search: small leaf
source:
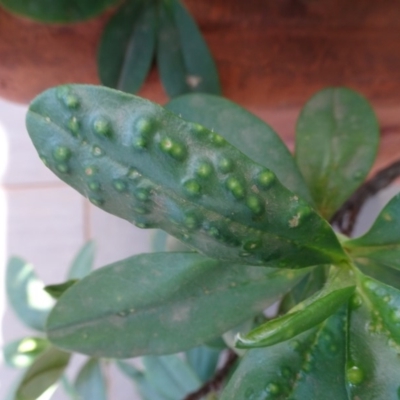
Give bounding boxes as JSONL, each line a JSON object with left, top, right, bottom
{"left": 166, "top": 93, "right": 313, "bottom": 204}
{"left": 74, "top": 359, "right": 107, "bottom": 400}
{"left": 6, "top": 257, "right": 54, "bottom": 331}
{"left": 347, "top": 272, "right": 400, "bottom": 398}
{"left": 0, "top": 0, "right": 120, "bottom": 22}
{"left": 116, "top": 361, "right": 165, "bottom": 400}
{"left": 221, "top": 307, "right": 348, "bottom": 400}
{"left": 98, "top": 0, "right": 157, "bottom": 93}
{"left": 15, "top": 347, "right": 70, "bottom": 400}
{"left": 46, "top": 253, "right": 308, "bottom": 358}
{"left": 236, "top": 265, "right": 355, "bottom": 348}
{"left": 345, "top": 192, "right": 400, "bottom": 271}
{"left": 2, "top": 337, "right": 49, "bottom": 369}
{"left": 68, "top": 241, "right": 96, "bottom": 280}
{"left": 143, "top": 355, "right": 201, "bottom": 398}
{"left": 295, "top": 87, "right": 379, "bottom": 219}
{"left": 185, "top": 345, "right": 220, "bottom": 382}
{"left": 27, "top": 85, "right": 346, "bottom": 268}
{"left": 157, "top": 0, "right": 220, "bottom": 97}
{"left": 44, "top": 280, "right": 78, "bottom": 299}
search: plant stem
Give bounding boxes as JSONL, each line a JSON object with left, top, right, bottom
{"left": 183, "top": 350, "right": 238, "bottom": 400}
{"left": 331, "top": 159, "right": 400, "bottom": 236}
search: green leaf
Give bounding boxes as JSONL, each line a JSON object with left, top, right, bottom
{"left": 221, "top": 307, "right": 348, "bottom": 400}
{"left": 46, "top": 253, "right": 308, "bottom": 358}
{"left": 98, "top": 0, "right": 156, "bottom": 94}
{"left": 0, "top": 0, "right": 120, "bottom": 23}
{"left": 116, "top": 361, "right": 166, "bottom": 400}
{"left": 236, "top": 265, "right": 355, "bottom": 348}
{"left": 27, "top": 84, "right": 346, "bottom": 268}
{"left": 279, "top": 265, "right": 327, "bottom": 314}
{"left": 68, "top": 241, "right": 96, "bottom": 280}
{"left": 347, "top": 272, "right": 400, "bottom": 399}
{"left": 2, "top": 337, "right": 49, "bottom": 369}
{"left": 345, "top": 193, "right": 400, "bottom": 271}
{"left": 185, "top": 345, "right": 220, "bottom": 382}
{"left": 143, "top": 355, "right": 201, "bottom": 398}
{"left": 15, "top": 347, "right": 70, "bottom": 400}
{"left": 157, "top": 0, "right": 220, "bottom": 97}
{"left": 74, "top": 359, "right": 107, "bottom": 400}
{"left": 44, "top": 280, "right": 78, "bottom": 299}
{"left": 151, "top": 229, "right": 192, "bottom": 253}
{"left": 166, "top": 93, "right": 313, "bottom": 204}
{"left": 6, "top": 257, "right": 54, "bottom": 331}
{"left": 295, "top": 87, "right": 379, "bottom": 219}
{"left": 61, "top": 375, "right": 79, "bottom": 399}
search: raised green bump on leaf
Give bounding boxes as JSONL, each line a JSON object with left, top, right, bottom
{"left": 295, "top": 87, "right": 379, "bottom": 219}
{"left": 6, "top": 257, "right": 54, "bottom": 331}
{"left": 345, "top": 192, "right": 400, "bottom": 271}
{"left": 2, "top": 337, "right": 49, "bottom": 369}
{"left": 0, "top": 0, "right": 120, "bottom": 22}
{"left": 166, "top": 93, "right": 312, "bottom": 204}
{"left": 26, "top": 85, "right": 346, "bottom": 268}
{"left": 236, "top": 265, "right": 355, "bottom": 348}
{"left": 347, "top": 272, "right": 400, "bottom": 399}
{"left": 15, "top": 347, "right": 70, "bottom": 400}
{"left": 221, "top": 307, "right": 348, "bottom": 400}
{"left": 157, "top": 0, "right": 220, "bottom": 96}
{"left": 98, "top": 0, "right": 156, "bottom": 93}
{"left": 46, "top": 253, "right": 308, "bottom": 358}
{"left": 75, "top": 359, "right": 107, "bottom": 400}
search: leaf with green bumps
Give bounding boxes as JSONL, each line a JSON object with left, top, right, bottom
{"left": 2, "top": 337, "right": 49, "bottom": 369}
{"left": 346, "top": 272, "right": 400, "bottom": 399}
{"left": 6, "top": 257, "right": 54, "bottom": 331}
{"left": 166, "top": 93, "right": 312, "bottom": 204}
{"left": 0, "top": 0, "right": 120, "bottom": 22}
{"left": 157, "top": 0, "right": 220, "bottom": 97}
{"left": 295, "top": 87, "right": 379, "bottom": 219}
{"left": 15, "top": 347, "right": 70, "bottom": 400}
{"left": 44, "top": 279, "right": 78, "bottom": 299}
{"left": 221, "top": 307, "right": 348, "bottom": 400}
{"left": 45, "top": 253, "right": 308, "bottom": 358}
{"left": 27, "top": 84, "right": 346, "bottom": 268}
{"left": 236, "top": 265, "right": 355, "bottom": 349}
{"left": 68, "top": 240, "right": 96, "bottom": 280}
{"left": 98, "top": 0, "right": 157, "bottom": 94}
{"left": 75, "top": 359, "right": 107, "bottom": 400}
{"left": 345, "top": 193, "right": 400, "bottom": 271}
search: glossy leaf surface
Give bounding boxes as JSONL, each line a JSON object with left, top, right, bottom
{"left": 75, "top": 359, "right": 107, "bottom": 400}
{"left": 295, "top": 87, "right": 379, "bottom": 219}
{"left": 237, "top": 266, "right": 355, "bottom": 348}
{"left": 222, "top": 307, "right": 348, "bottom": 400}
{"left": 157, "top": 0, "right": 220, "bottom": 97}
{"left": 0, "top": 0, "right": 119, "bottom": 22}
{"left": 27, "top": 85, "right": 346, "bottom": 268}
{"left": 46, "top": 253, "right": 308, "bottom": 358}
{"left": 15, "top": 347, "right": 70, "bottom": 400}
{"left": 347, "top": 273, "right": 400, "bottom": 399}
{"left": 345, "top": 193, "right": 400, "bottom": 270}
{"left": 68, "top": 240, "right": 96, "bottom": 280}
{"left": 6, "top": 257, "right": 54, "bottom": 331}
{"left": 166, "top": 93, "right": 312, "bottom": 204}
{"left": 98, "top": 0, "right": 156, "bottom": 93}
{"left": 3, "top": 337, "right": 49, "bottom": 369}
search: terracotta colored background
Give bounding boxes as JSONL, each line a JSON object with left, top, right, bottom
{"left": 1, "top": 0, "right": 400, "bottom": 171}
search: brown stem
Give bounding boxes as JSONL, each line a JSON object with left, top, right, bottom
{"left": 331, "top": 159, "right": 400, "bottom": 235}
{"left": 183, "top": 350, "right": 238, "bottom": 400}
